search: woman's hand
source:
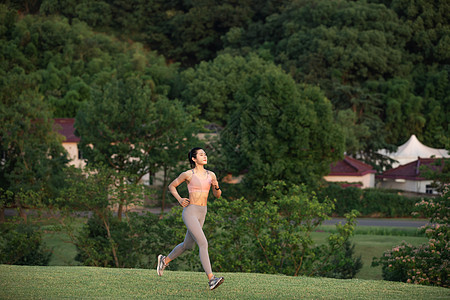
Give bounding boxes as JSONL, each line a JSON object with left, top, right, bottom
{"left": 179, "top": 198, "right": 190, "bottom": 207}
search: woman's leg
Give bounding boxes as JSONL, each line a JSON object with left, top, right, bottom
{"left": 166, "top": 230, "right": 196, "bottom": 263}
{"left": 181, "top": 205, "right": 212, "bottom": 276}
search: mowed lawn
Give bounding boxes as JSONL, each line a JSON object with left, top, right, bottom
{"left": 1, "top": 265, "right": 449, "bottom": 300}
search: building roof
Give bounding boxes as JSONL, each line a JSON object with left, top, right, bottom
{"left": 54, "top": 118, "right": 79, "bottom": 143}
{"left": 376, "top": 157, "right": 445, "bottom": 181}
{"left": 328, "top": 156, "right": 376, "bottom": 176}
{"left": 378, "top": 134, "right": 449, "bottom": 166}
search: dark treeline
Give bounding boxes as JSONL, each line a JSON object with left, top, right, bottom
{"left": 1, "top": 0, "right": 449, "bottom": 194}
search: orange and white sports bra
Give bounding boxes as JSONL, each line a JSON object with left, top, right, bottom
{"left": 188, "top": 170, "right": 211, "bottom": 193}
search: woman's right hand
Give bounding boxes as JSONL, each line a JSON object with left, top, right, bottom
{"left": 179, "top": 198, "right": 190, "bottom": 207}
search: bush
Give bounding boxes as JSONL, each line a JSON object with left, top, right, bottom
{"left": 0, "top": 223, "right": 51, "bottom": 266}
{"left": 162, "top": 181, "right": 363, "bottom": 278}
{"left": 70, "top": 180, "right": 363, "bottom": 279}
{"left": 314, "top": 240, "right": 363, "bottom": 279}
{"left": 372, "top": 185, "right": 450, "bottom": 287}
{"left": 75, "top": 214, "right": 139, "bottom": 268}
{"left": 318, "top": 184, "right": 420, "bottom": 217}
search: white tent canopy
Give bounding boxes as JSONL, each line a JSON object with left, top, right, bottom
{"left": 379, "top": 134, "right": 449, "bottom": 167}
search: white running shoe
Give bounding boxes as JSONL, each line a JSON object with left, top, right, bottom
{"left": 157, "top": 254, "right": 168, "bottom": 276}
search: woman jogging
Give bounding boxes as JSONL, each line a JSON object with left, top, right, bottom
{"left": 157, "top": 147, "right": 224, "bottom": 290}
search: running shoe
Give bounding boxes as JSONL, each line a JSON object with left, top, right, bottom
{"left": 157, "top": 254, "right": 168, "bottom": 276}
{"left": 208, "top": 276, "right": 224, "bottom": 290}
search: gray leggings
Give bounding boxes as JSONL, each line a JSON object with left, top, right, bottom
{"left": 167, "top": 204, "right": 212, "bottom": 275}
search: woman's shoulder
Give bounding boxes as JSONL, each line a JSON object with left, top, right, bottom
{"left": 184, "top": 169, "right": 195, "bottom": 179}
{"left": 207, "top": 170, "right": 217, "bottom": 178}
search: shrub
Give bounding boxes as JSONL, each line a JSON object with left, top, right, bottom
{"left": 314, "top": 240, "right": 363, "bottom": 279}
{"left": 164, "top": 181, "right": 363, "bottom": 278}
{"left": 318, "top": 184, "right": 420, "bottom": 217}
{"left": 372, "top": 185, "right": 449, "bottom": 287}
{"left": 0, "top": 223, "right": 51, "bottom": 266}
{"left": 75, "top": 214, "right": 139, "bottom": 268}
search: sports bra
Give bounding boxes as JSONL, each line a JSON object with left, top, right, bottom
{"left": 187, "top": 170, "right": 211, "bottom": 193}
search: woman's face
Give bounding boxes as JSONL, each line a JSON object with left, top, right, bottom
{"left": 193, "top": 149, "right": 207, "bottom": 166}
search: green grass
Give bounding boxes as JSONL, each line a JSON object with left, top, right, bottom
{"left": 311, "top": 231, "right": 428, "bottom": 280}
{"left": 1, "top": 265, "right": 448, "bottom": 299}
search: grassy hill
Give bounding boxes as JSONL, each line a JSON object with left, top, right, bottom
{"left": 1, "top": 265, "right": 448, "bottom": 299}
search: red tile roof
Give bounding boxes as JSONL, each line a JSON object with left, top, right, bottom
{"left": 54, "top": 118, "right": 79, "bottom": 143}
{"left": 329, "top": 156, "right": 375, "bottom": 176}
{"left": 376, "top": 158, "right": 445, "bottom": 181}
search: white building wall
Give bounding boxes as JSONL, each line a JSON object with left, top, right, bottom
{"left": 377, "top": 179, "right": 436, "bottom": 194}
{"left": 323, "top": 174, "right": 375, "bottom": 189}
{"left": 62, "top": 142, "right": 86, "bottom": 168}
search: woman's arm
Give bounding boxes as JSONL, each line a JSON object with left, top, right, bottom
{"left": 168, "top": 171, "right": 190, "bottom": 207}
{"left": 211, "top": 172, "right": 222, "bottom": 198}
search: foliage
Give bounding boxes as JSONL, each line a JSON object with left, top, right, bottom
{"left": 62, "top": 179, "right": 362, "bottom": 279}
{"left": 0, "top": 5, "right": 179, "bottom": 118}
{"left": 74, "top": 213, "right": 139, "bottom": 268}
{"left": 317, "top": 183, "right": 421, "bottom": 217}
{"left": 180, "top": 53, "right": 275, "bottom": 126}
{"left": 54, "top": 164, "right": 148, "bottom": 267}
{"left": 0, "top": 48, "right": 68, "bottom": 219}
{"left": 183, "top": 181, "right": 362, "bottom": 278}
{"left": 314, "top": 240, "right": 363, "bottom": 279}
{"left": 0, "top": 222, "right": 51, "bottom": 266}
{"left": 223, "top": 0, "right": 449, "bottom": 161}
{"left": 39, "top": 0, "right": 286, "bottom": 67}
{"left": 372, "top": 185, "right": 450, "bottom": 287}
{"left": 75, "top": 75, "right": 203, "bottom": 210}
{"left": 214, "top": 56, "right": 344, "bottom": 192}
{"left": 2, "top": 1, "right": 449, "bottom": 168}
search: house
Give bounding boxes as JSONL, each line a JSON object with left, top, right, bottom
{"left": 378, "top": 134, "right": 449, "bottom": 168}
{"left": 323, "top": 156, "right": 376, "bottom": 188}
{"left": 54, "top": 118, "right": 86, "bottom": 168}
{"left": 376, "top": 157, "right": 445, "bottom": 195}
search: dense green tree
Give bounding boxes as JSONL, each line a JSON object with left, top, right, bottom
{"left": 223, "top": 0, "right": 448, "bottom": 164}
{"left": 75, "top": 76, "right": 203, "bottom": 215}
{"left": 215, "top": 56, "right": 344, "bottom": 193}
{"left": 39, "top": 0, "right": 287, "bottom": 67}
{"left": 180, "top": 53, "right": 277, "bottom": 126}
{"left": 1, "top": 6, "right": 179, "bottom": 117}
{"left": 0, "top": 68, "right": 68, "bottom": 221}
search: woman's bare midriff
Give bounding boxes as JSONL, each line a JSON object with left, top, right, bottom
{"left": 189, "top": 191, "right": 208, "bottom": 206}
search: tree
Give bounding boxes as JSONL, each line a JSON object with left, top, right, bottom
{"left": 219, "top": 58, "right": 344, "bottom": 193}
{"left": 0, "top": 68, "right": 68, "bottom": 222}
{"left": 75, "top": 76, "right": 203, "bottom": 216}
{"left": 39, "top": 0, "right": 287, "bottom": 68}
{"left": 180, "top": 53, "right": 276, "bottom": 126}
{"left": 54, "top": 164, "right": 147, "bottom": 268}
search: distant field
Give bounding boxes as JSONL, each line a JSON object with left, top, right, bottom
{"left": 1, "top": 265, "right": 448, "bottom": 299}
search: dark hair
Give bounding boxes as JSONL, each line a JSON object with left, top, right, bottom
{"left": 188, "top": 147, "right": 204, "bottom": 168}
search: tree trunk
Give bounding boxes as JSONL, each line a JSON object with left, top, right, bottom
{"left": 103, "top": 217, "right": 120, "bottom": 268}
{"left": 161, "top": 166, "right": 168, "bottom": 214}
{"left": 117, "top": 201, "right": 123, "bottom": 221}
{"left": 0, "top": 206, "right": 5, "bottom": 223}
